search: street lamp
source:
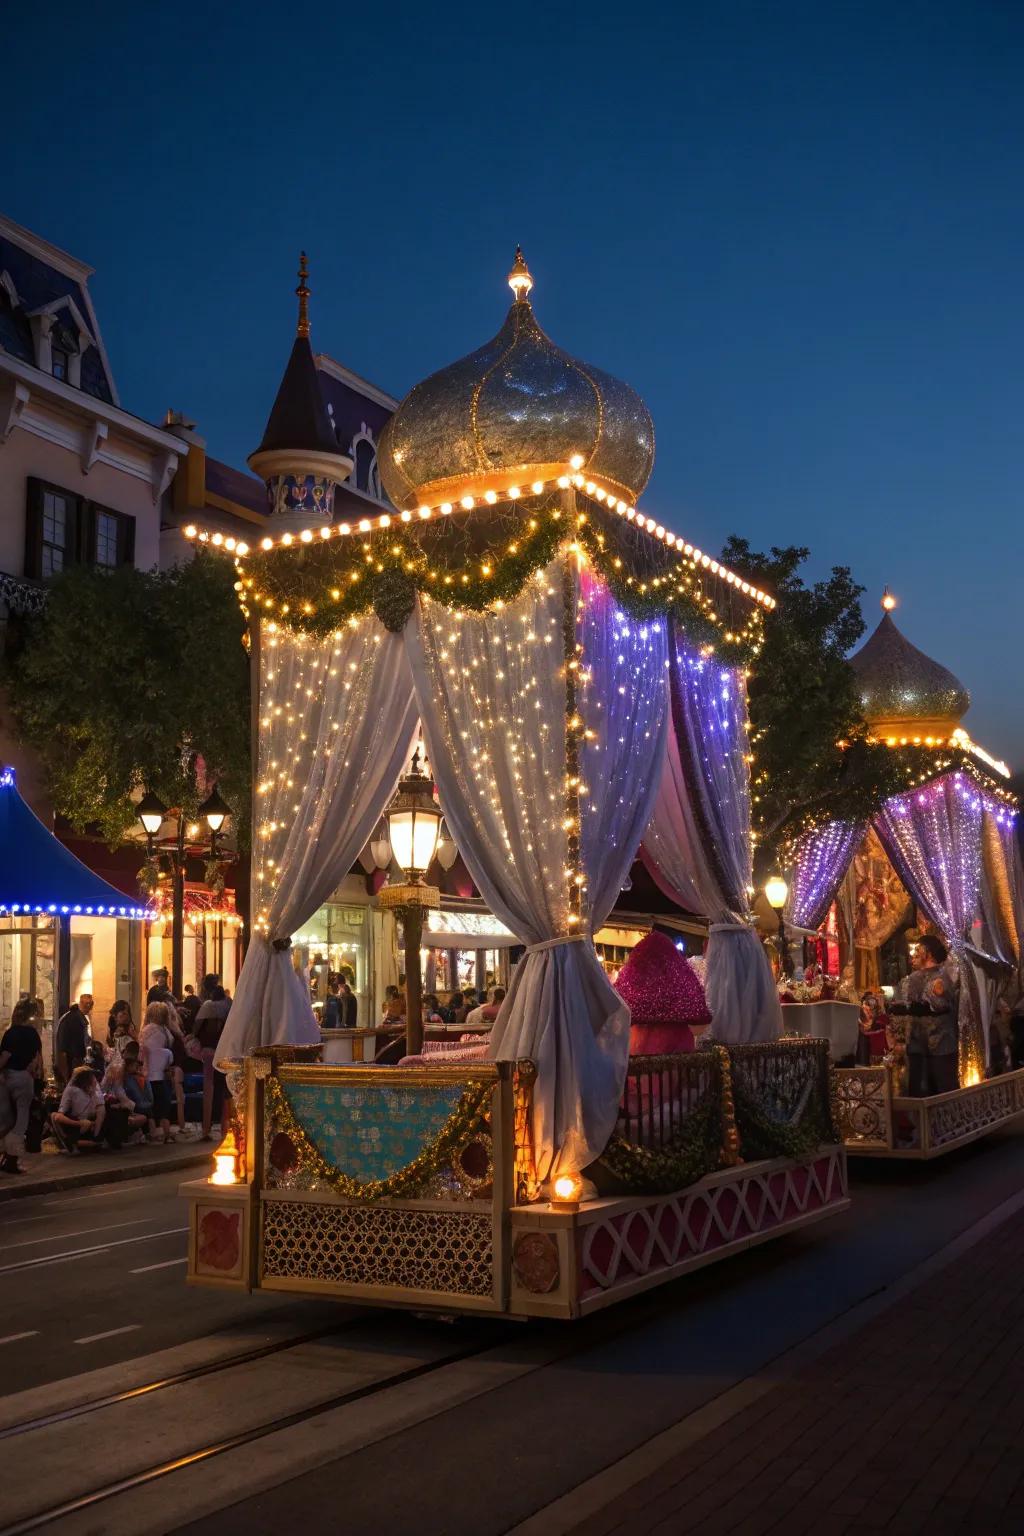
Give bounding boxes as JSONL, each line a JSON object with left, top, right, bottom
{"left": 199, "top": 785, "right": 233, "bottom": 856}
{"left": 764, "top": 874, "right": 791, "bottom": 977}
{"left": 378, "top": 749, "right": 443, "bottom": 1055}
{"left": 137, "top": 790, "right": 167, "bottom": 855}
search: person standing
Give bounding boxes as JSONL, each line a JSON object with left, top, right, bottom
{"left": 147, "top": 969, "right": 176, "bottom": 1007}
{"left": 322, "top": 978, "right": 342, "bottom": 1030}
{"left": 194, "top": 985, "right": 231, "bottom": 1140}
{"left": 895, "top": 936, "right": 959, "bottom": 1096}
{"left": 139, "top": 1003, "right": 175, "bottom": 1143}
{"left": 55, "top": 994, "right": 94, "bottom": 1087}
{"left": 339, "top": 979, "right": 358, "bottom": 1029}
{"left": 0, "top": 998, "right": 44, "bottom": 1173}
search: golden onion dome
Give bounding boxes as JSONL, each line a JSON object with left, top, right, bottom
{"left": 850, "top": 595, "right": 970, "bottom": 738}
{"left": 378, "top": 249, "right": 655, "bottom": 512}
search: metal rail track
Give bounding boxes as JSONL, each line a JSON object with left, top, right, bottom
{"left": 0, "top": 1314, "right": 366, "bottom": 1441}
{"left": 0, "top": 1330, "right": 509, "bottom": 1536}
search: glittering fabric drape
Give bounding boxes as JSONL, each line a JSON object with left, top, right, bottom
{"left": 785, "top": 821, "right": 865, "bottom": 933}
{"left": 405, "top": 554, "right": 668, "bottom": 1178}
{"left": 218, "top": 621, "right": 417, "bottom": 1060}
{"left": 873, "top": 773, "right": 987, "bottom": 1075}
{"left": 642, "top": 629, "right": 782, "bottom": 1043}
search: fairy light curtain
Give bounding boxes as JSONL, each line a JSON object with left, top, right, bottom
{"left": 405, "top": 554, "right": 668, "bottom": 1179}
{"left": 873, "top": 773, "right": 992, "bottom": 1075}
{"left": 643, "top": 633, "right": 783, "bottom": 1043}
{"left": 218, "top": 621, "right": 418, "bottom": 1059}
{"left": 785, "top": 821, "right": 865, "bottom": 933}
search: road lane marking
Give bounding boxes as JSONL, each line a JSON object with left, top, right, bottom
{"left": 0, "top": 1331, "right": 38, "bottom": 1346}
{"left": 0, "top": 1227, "right": 187, "bottom": 1274}
{"left": 131, "top": 1257, "right": 188, "bottom": 1274}
{"left": 74, "top": 1324, "right": 142, "bottom": 1345}
{"left": 3, "top": 1218, "right": 158, "bottom": 1252}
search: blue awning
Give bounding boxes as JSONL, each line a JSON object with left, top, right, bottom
{"left": 0, "top": 767, "right": 153, "bottom": 919}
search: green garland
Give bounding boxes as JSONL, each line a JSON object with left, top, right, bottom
{"left": 729, "top": 1080, "right": 836, "bottom": 1161}
{"left": 587, "top": 1098, "right": 724, "bottom": 1195}
{"left": 239, "top": 492, "right": 765, "bottom": 664}
{"left": 265, "top": 1074, "right": 494, "bottom": 1202}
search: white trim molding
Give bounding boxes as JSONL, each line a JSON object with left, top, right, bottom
{"left": 0, "top": 376, "right": 29, "bottom": 444}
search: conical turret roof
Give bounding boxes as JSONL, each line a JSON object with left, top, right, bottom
{"left": 850, "top": 601, "right": 970, "bottom": 735}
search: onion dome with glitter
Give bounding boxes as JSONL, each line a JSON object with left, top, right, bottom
{"left": 850, "top": 592, "right": 971, "bottom": 737}
{"left": 378, "top": 248, "right": 655, "bottom": 512}
{"left": 248, "top": 253, "right": 353, "bottom": 496}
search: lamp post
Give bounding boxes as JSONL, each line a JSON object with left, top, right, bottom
{"left": 378, "top": 749, "right": 442, "bottom": 1056}
{"left": 137, "top": 787, "right": 233, "bottom": 999}
{"left": 764, "top": 874, "right": 791, "bottom": 978}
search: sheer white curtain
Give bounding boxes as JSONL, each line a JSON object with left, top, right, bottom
{"left": 405, "top": 554, "right": 667, "bottom": 1179}
{"left": 642, "top": 638, "right": 782, "bottom": 1044}
{"left": 218, "top": 620, "right": 417, "bottom": 1060}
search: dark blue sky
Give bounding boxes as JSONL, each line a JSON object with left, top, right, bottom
{"left": 8, "top": 1, "right": 1023, "bottom": 762}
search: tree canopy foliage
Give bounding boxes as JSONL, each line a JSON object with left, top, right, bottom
{"left": 720, "top": 539, "right": 903, "bottom": 867}
{"left": 6, "top": 553, "right": 250, "bottom": 848}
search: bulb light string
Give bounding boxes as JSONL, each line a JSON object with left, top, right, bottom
{"left": 211, "top": 490, "right": 768, "bottom": 664}
{"left": 182, "top": 463, "right": 776, "bottom": 614}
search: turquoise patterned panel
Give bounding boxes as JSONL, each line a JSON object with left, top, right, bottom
{"left": 279, "top": 1081, "right": 468, "bottom": 1185}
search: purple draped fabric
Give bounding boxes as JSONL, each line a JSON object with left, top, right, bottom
{"left": 872, "top": 774, "right": 983, "bottom": 946}
{"left": 642, "top": 622, "right": 782, "bottom": 1043}
{"left": 786, "top": 821, "right": 865, "bottom": 933}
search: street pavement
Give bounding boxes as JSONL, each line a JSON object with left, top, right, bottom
{"left": 2, "top": 1129, "right": 1024, "bottom": 1534}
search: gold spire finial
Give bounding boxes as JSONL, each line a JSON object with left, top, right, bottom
{"left": 508, "top": 245, "right": 533, "bottom": 303}
{"left": 296, "top": 251, "right": 310, "bottom": 338}
{"left": 881, "top": 588, "right": 897, "bottom": 612}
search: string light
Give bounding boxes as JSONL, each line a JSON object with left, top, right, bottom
{"left": 180, "top": 467, "right": 776, "bottom": 609}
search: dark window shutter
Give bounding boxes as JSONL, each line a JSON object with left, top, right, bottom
{"left": 119, "top": 513, "right": 136, "bottom": 566}
{"left": 77, "top": 499, "right": 94, "bottom": 565}
{"left": 24, "top": 478, "right": 44, "bottom": 579}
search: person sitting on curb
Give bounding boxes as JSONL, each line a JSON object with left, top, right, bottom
{"left": 100, "top": 1052, "right": 152, "bottom": 1145}
{"left": 51, "top": 1066, "right": 107, "bottom": 1153}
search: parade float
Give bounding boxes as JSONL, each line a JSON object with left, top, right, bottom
{"left": 783, "top": 595, "right": 1024, "bottom": 1158}
{"left": 179, "top": 251, "right": 847, "bottom": 1317}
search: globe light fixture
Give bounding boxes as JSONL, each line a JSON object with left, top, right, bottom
{"left": 764, "top": 874, "right": 792, "bottom": 977}
{"left": 764, "top": 874, "right": 789, "bottom": 912}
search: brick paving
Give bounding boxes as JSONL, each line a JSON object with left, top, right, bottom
{"left": 573, "top": 1206, "right": 1024, "bottom": 1535}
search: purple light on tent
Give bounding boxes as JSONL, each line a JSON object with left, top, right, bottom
{"left": 788, "top": 820, "right": 864, "bottom": 932}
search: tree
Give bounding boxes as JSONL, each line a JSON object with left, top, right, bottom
{"left": 720, "top": 539, "right": 903, "bottom": 868}
{"left": 5, "top": 552, "right": 250, "bottom": 850}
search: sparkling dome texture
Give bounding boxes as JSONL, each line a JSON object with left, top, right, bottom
{"left": 378, "top": 259, "right": 655, "bottom": 511}
{"left": 850, "top": 612, "right": 970, "bottom": 727}
{"left": 615, "top": 931, "right": 711, "bottom": 1028}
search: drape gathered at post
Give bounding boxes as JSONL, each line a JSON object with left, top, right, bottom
{"left": 873, "top": 773, "right": 988, "bottom": 1075}
{"left": 218, "top": 621, "right": 417, "bottom": 1061}
{"left": 642, "top": 627, "right": 782, "bottom": 1043}
{"left": 404, "top": 555, "right": 668, "bottom": 1179}
{"left": 785, "top": 821, "right": 865, "bottom": 933}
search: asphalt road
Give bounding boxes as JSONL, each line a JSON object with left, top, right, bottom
{"left": 0, "top": 1169, "right": 346, "bottom": 1393}
{"left": 4, "top": 1129, "right": 1024, "bottom": 1535}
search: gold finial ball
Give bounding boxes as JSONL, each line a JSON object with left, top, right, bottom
{"left": 508, "top": 245, "right": 533, "bottom": 302}
{"left": 881, "top": 588, "right": 897, "bottom": 611}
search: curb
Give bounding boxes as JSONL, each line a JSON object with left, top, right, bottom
{"left": 0, "top": 1148, "right": 210, "bottom": 1203}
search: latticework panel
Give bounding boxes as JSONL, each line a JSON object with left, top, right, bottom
{"left": 261, "top": 1200, "right": 494, "bottom": 1296}
{"left": 835, "top": 1068, "right": 892, "bottom": 1148}
{"left": 926, "top": 1076, "right": 1024, "bottom": 1149}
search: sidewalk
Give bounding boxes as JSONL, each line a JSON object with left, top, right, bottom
{"left": 0, "top": 1138, "right": 211, "bottom": 1202}
{"left": 562, "top": 1201, "right": 1024, "bottom": 1536}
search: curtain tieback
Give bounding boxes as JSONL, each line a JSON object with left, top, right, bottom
{"left": 709, "top": 920, "right": 751, "bottom": 933}
{"left": 525, "top": 934, "right": 587, "bottom": 955}
{"left": 271, "top": 937, "right": 292, "bottom": 952}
